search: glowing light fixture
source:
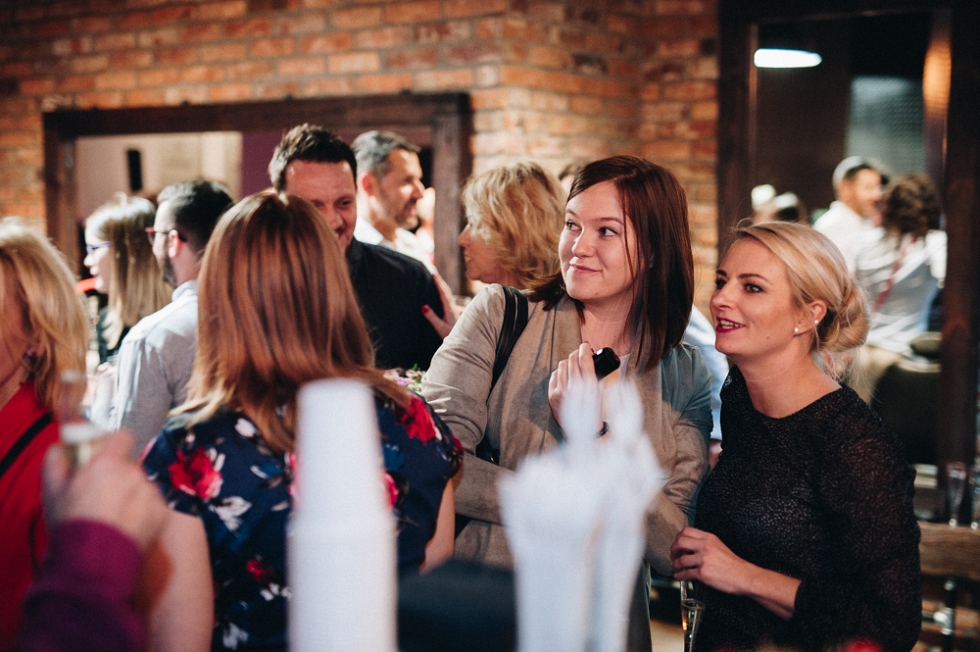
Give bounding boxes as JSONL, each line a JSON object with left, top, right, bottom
{"left": 754, "top": 48, "right": 822, "bottom": 68}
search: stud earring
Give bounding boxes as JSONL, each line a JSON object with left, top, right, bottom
{"left": 814, "top": 319, "right": 819, "bottom": 324}
{"left": 794, "top": 327, "right": 799, "bottom": 334}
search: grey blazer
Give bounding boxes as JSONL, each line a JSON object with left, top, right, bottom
{"left": 422, "top": 285, "right": 713, "bottom": 574}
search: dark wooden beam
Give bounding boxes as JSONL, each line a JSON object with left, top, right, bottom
{"left": 937, "top": 0, "right": 980, "bottom": 524}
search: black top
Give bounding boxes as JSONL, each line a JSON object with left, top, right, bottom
{"left": 346, "top": 239, "right": 444, "bottom": 371}
{"left": 96, "top": 306, "right": 130, "bottom": 364}
{"left": 694, "top": 367, "right": 921, "bottom": 652}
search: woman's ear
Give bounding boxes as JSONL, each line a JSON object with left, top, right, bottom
{"left": 803, "top": 301, "right": 828, "bottom": 332}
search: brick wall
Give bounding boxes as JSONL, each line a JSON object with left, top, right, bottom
{"left": 0, "top": 0, "right": 719, "bottom": 306}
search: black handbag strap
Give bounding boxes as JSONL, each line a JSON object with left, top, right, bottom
{"left": 0, "top": 411, "right": 54, "bottom": 481}
{"left": 489, "top": 286, "right": 529, "bottom": 397}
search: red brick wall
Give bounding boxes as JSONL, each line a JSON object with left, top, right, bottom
{"left": 0, "top": 0, "right": 718, "bottom": 305}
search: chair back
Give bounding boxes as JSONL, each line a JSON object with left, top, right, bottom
{"left": 871, "top": 357, "right": 939, "bottom": 466}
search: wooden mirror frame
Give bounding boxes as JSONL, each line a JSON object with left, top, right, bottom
{"left": 717, "top": 0, "right": 980, "bottom": 478}
{"left": 43, "top": 91, "right": 472, "bottom": 292}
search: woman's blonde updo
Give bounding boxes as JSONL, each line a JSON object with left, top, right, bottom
{"left": 732, "top": 221, "right": 869, "bottom": 361}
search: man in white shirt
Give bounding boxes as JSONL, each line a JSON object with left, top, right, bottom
{"left": 813, "top": 156, "right": 888, "bottom": 274}
{"left": 110, "top": 180, "right": 232, "bottom": 455}
{"left": 351, "top": 130, "right": 435, "bottom": 272}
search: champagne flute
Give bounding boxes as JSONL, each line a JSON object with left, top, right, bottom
{"left": 970, "top": 464, "right": 980, "bottom": 530}
{"left": 946, "top": 461, "right": 967, "bottom": 526}
{"left": 57, "top": 370, "right": 106, "bottom": 468}
{"left": 680, "top": 580, "right": 705, "bottom": 652}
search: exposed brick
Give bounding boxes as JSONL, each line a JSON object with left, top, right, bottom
{"left": 659, "top": 120, "right": 716, "bottom": 140}
{"left": 19, "top": 79, "right": 56, "bottom": 95}
{"left": 445, "top": 43, "right": 502, "bottom": 66}
{"left": 51, "top": 37, "right": 93, "bottom": 56}
{"left": 526, "top": 135, "right": 563, "bottom": 158}
{"left": 414, "top": 21, "right": 470, "bottom": 43}
{"left": 77, "top": 91, "right": 125, "bottom": 109}
{"left": 332, "top": 7, "right": 382, "bottom": 29}
{"left": 570, "top": 95, "right": 603, "bottom": 115}
{"left": 471, "top": 88, "right": 508, "bottom": 110}
{"left": 475, "top": 64, "right": 499, "bottom": 86}
{"left": 301, "top": 33, "right": 353, "bottom": 53}
{"left": 225, "top": 17, "right": 273, "bottom": 38}
{"left": 692, "top": 141, "right": 717, "bottom": 160}
{"left": 254, "top": 81, "right": 301, "bottom": 98}
{"left": 228, "top": 61, "right": 275, "bottom": 80}
{"left": 278, "top": 57, "right": 326, "bottom": 76}
{"left": 502, "top": 18, "right": 547, "bottom": 42}
{"left": 303, "top": 77, "right": 357, "bottom": 95}
{"left": 501, "top": 65, "right": 583, "bottom": 94}
{"left": 690, "top": 100, "right": 717, "bottom": 120}
{"left": 572, "top": 54, "right": 607, "bottom": 76}
{"left": 386, "top": 48, "right": 439, "bottom": 70}
{"left": 109, "top": 50, "right": 153, "bottom": 69}
{"left": 163, "top": 85, "right": 210, "bottom": 106}
{"left": 181, "top": 23, "right": 224, "bottom": 42}
{"left": 1, "top": 62, "right": 34, "bottom": 77}
{"left": 530, "top": 90, "right": 567, "bottom": 111}
{"left": 208, "top": 83, "right": 254, "bottom": 101}
{"left": 152, "top": 5, "right": 196, "bottom": 25}
{"left": 656, "top": 38, "right": 701, "bottom": 59}
{"left": 180, "top": 65, "right": 225, "bottom": 83}
{"left": 590, "top": 78, "right": 632, "bottom": 98}
{"left": 528, "top": 2, "right": 564, "bottom": 22}
{"left": 607, "top": 99, "right": 639, "bottom": 117}
{"left": 200, "top": 0, "right": 248, "bottom": 20}
{"left": 251, "top": 38, "right": 296, "bottom": 58}
{"left": 139, "top": 68, "right": 181, "bottom": 86}
{"left": 384, "top": 1, "right": 440, "bottom": 24}
{"left": 356, "top": 26, "right": 410, "bottom": 49}
{"left": 14, "top": 6, "right": 45, "bottom": 22}
{"left": 355, "top": 72, "right": 414, "bottom": 93}
{"left": 328, "top": 51, "right": 380, "bottom": 74}
{"left": 687, "top": 57, "right": 717, "bottom": 80}
{"left": 653, "top": 0, "right": 709, "bottom": 15}
{"left": 444, "top": 0, "right": 507, "bottom": 18}
{"left": 608, "top": 60, "right": 637, "bottom": 79}
{"left": 644, "top": 16, "right": 686, "bottom": 38}
{"left": 201, "top": 43, "right": 248, "bottom": 62}
{"left": 72, "top": 16, "right": 112, "bottom": 33}
{"left": 607, "top": 13, "right": 642, "bottom": 36}
{"left": 503, "top": 43, "right": 527, "bottom": 64}
{"left": 663, "top": 80, "right": 715, "bottom": 100}
{"left": 117, "top": 11, "right": 153, "bottom": 30}
{"left": 300, "top": 0, "right": 342, "bottom": 7}
{"left": 641, "top": 140, "right": 690, "bottom": 160}
{"left": 69, "top": 55, "right": 110, "bottom": 74}
{"left": 413, "top": 68, "right": 473, "bottom": 90}
{"left": 548, "top": 114, "right": 590, "bottom": 136}
{"left": 644, "top": 101, "right": 685, "bottom": 122}
{"left": 643, "top": 60, "right": 684, "bottom": 82}
{"left": 472, "top": 131, "right": 509, "bottom": 156}
{"left": 125, "top": 88, "right": 167, "bottom": 105}
{"left": 528, "top": 46, "right": 568, "bottom": 69}
{"left": 34, "top": 19, "right": 71, "bottom": 38}
{"left": 476, "top": 17, "right": 498, "bottom": 39}
{"left": 690, "top": 14, "right": 717, "bottom": 35}
{"left": 138, "top": 27, "right": 181, "bottom": 48}
{"left": 155, "top": 47, "right": 199, "bottom": 65}
{"left": 94, "top": 33, "right": 137, "bottom": 51}
{"left": 277, "top": 14, "right": 328, "bottom": 34}
{"left": 585, "top": 33, "right": 621, "bottom": 53}
{"left": 58, "top": 75, "right": 96, "bottom": 92}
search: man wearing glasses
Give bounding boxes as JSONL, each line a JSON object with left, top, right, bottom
{"left": 110, "top": 180, "right": 232, "bottom": 455}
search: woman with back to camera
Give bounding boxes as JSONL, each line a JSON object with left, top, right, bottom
{"left": 141, "top": 192, "right": 461, "bottom": 652}
{"left": 83, "top": 193, "right": 171, "bottom": 364}
{"left": 851, "top": 173, "right": 946, "bottom": 403}
{"left": 422, "top": 156, "right": 713, "bottom": 651}
{"left": 0, "top": 219, "right": 88, "bottom": 649}
{"left": 670, "top": 221, "right": 920, "bottom": 652}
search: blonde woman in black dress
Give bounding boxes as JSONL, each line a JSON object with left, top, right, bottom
{"left": 670, "top": 222, "right": 920, "bottom": 652}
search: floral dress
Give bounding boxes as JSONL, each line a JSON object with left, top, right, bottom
{"left": 142, "top": 392, "right": 462, "bottom": 652}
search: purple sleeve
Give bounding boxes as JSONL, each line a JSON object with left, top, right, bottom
{"left": 14, "top": 520, "right": 144, "bottom": 652}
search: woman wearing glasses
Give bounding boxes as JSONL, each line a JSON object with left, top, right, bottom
{"left": 83, "top": 193, "right": 171, "bottom": 364}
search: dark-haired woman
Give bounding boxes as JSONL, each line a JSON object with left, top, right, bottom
{"left": 422, "top": 156, "right": 713, "bottom": 651}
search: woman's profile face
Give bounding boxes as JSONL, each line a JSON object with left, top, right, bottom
{"left": 710, "top": 238, "right": 802, "bottom": 363}
{"left": 559, "top": 180, "right": 637, "bottom": 313}
{"left": 83, "top": 227, "right": 111, "bottom": 295}
{"left": 458, "top": 220, "right": 510, "bottom": 286}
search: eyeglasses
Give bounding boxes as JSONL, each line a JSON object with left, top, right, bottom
{"left": 145, "top": 227, "right": 186, "bottom": 245}
{"left": 85, "top": 242, "right": 110, "bottom": 255}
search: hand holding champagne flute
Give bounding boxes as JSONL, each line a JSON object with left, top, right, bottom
{"left": 680, "top": 580, "right": 705, "bottom": 652}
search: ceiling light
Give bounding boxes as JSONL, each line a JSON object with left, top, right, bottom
{"left": 754, "top": 48, "right": 823, "bottom": 68}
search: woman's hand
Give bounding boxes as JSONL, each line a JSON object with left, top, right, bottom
{"left": 671, "top": 526, "right": 801, "bottom": 620}
{"left": 422, "top": 271, "right": 463, "bottom": 340}
{"left": 548, "top": 343, "right": 601, "bottom": 433}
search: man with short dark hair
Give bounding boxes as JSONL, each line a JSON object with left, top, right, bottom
{"left": 269, "top": 123, "right": 444, "bottom": 370}
{"left": 110, "top": 180, "right": 232, "bottom": 454}
{"left": 814, "top": 156, "right": 888, "bottom": 273}
{"left": 351, "top": 130, "right": 432, "bottom": 270}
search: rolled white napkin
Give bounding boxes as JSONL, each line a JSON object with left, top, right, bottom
{"left": 289, "top": 378, "right": 396, "bottom": 652}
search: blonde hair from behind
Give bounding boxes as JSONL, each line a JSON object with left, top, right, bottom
{"left": 732, "top": 221, "right": 869, "bottom": 370}
{"left": 182, "top": 191, "right": 407, "bottom": 454}
{"left": 462, "top": 162, "right": 565, "bottom": 290}
{"left": 0, "top": 218, "right": 88, "bottom": 414}
{"left": 86, "top": 193, "right": 171, "bottom": 349}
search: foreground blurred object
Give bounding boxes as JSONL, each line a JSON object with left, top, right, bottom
{"left": 500, "top": 378, "right": 663, "bottom": 652}
{"left": 290, "top": 379, "right": 395, "bottom": 652}
{"left": 0, "top": 219, "right": 88, "bottom": 649}
{"left": 15, "top": 430, "right": 165, "bottom": 652}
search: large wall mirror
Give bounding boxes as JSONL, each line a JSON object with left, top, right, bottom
{"left": 43, "top": 92, "right": 472, "bottom": 292}
{"left": 718, "top": 0, "right": 979, "bottom": 477}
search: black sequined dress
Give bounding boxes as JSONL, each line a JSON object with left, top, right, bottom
{"left": 694, "top": 367, "right": 921, "bottom": 652}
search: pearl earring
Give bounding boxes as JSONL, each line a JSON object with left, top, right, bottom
{"left": 794, "top": 327, "right": 799, "bottom": 333}
{"left": 814, "top": 319, "right": 819, "bottom": 324}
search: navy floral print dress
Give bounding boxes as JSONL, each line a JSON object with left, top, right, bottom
{"left": 142, "top": 391, "right": 462, "bottom": 652}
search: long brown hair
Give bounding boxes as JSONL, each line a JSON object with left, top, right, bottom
{"left": 530, "top": 156, "right": 694, "bottom": 371}
{"left": 182, "top": 191, "right": 407, "bottom": 453}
